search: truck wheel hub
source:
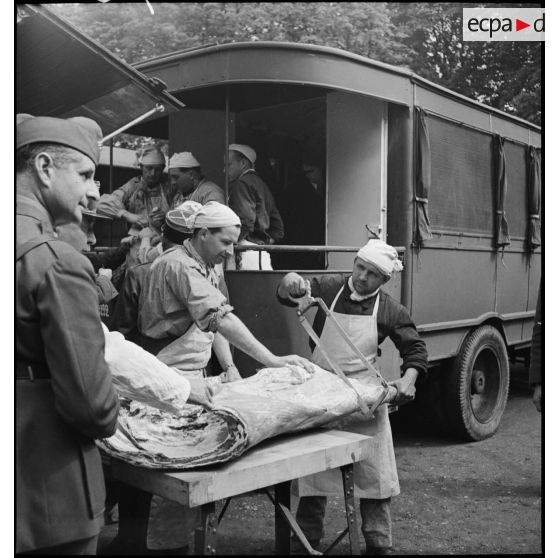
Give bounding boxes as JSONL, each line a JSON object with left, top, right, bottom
{"left": 472, "top": 369, "right": 485, "bottom": 394}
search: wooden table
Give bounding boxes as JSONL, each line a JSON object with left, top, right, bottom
{"left": 110, "top": 429, "right": 372, "bottom": 555}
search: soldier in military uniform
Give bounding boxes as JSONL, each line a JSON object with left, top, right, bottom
{"left": 16, "top": 114, "right": 121, "bottom": 554}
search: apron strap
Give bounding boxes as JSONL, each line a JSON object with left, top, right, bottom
{"left": 330, "top": 284, "right": 345, "bottom": 311}
{"left": 371, "top": 292, "right": 380, "bottom": 319}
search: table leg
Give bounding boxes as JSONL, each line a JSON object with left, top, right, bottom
{"left": 274, "top": 481, "right": 291, "bottom": 555}
{"left": 341, "top": 464, "right": 360, "bottom": 555}
{"left": 194, "top": 502, "right": 218, "bottom": 555}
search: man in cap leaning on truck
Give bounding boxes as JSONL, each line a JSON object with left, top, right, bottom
{"left": 97, "top": 144, "right": 175, "bottom": 266}
{"left": 97, "top": 144, "right": 174, "bottom": 231}
{"left": 15, "top": 113, "right": 121, "bottom": 554}
{"left": 227, "top": 143, "right": 284, "bottom": 269}
{"left": 278, "top": 239, "right": 428, "bottom": 555}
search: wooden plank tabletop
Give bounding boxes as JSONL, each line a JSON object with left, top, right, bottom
{"left": 110, "top": 429, "right": 372, "bottom": 507}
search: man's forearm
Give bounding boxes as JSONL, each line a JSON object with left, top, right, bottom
{"left": 403, "top": 367, "right": 419, "bottom": 384}
{"left": 213, "top": 332, "right": 234, "bottom": 369}
{"left": 217, "top": 312, "right": 277, "bottom": 367}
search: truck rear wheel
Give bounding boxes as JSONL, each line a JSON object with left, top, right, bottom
{"left": 445, "top": 325, "right": 510, "bottom": 441}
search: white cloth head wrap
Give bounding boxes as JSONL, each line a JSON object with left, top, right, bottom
{"left": 229, "top": 143, "right": 256, "bottom": 165}
{"left": 184, "top": 201, "right": 241, "bottom": 229}
{"left": 356, "top": 239, "right": 403, "bottom": 278}
{"left": 168, "top": 151, "right": 200, "bottom": 169}
{"left": 137, "top": 145, "right": 166, "bottom": 166}
{"left": 165, "top": 201, "right": 203, "bottom": 233}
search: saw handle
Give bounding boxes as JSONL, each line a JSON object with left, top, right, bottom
{"left": 286, "top": 278, "right": 311, "bottom": 301}
{"left": 287, "top": 279, "right": 317, "bottom": 315}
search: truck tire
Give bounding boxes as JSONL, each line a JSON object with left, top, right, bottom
{"left": 445, "top": 325, "right": 510, "bottom": 441}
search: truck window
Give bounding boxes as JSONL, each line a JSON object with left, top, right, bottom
{"left": 427, "top": 115, "right": 494, "bottom": 235}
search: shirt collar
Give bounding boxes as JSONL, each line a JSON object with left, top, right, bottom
{"left": 239, "top": 168, "right": 256, "bottom": 179}
{"left": 139, "top": 176, "right": 164, "bottom": 194}
{"left": 183, "top": 239, "right": 212, "bottom": 270}
{"left": 347, "top": 277, "right": 380, "bottom": 302}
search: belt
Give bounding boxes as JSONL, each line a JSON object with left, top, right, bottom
{"left": 16, "top": 360, "right": 51, "bottom": 381}
{"left": 135, "top": 332, "right": 178, "bottom": 356}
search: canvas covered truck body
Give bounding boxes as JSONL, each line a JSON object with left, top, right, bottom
{"left": 133, "top": 42, "right": 541, "bottom": 440}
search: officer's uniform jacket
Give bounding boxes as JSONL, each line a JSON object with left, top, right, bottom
{"left": 16, "top": 195, "right": 120, "bottom": 552}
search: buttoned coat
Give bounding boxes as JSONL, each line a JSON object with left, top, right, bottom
{"left": 16, "top": 195, "right": 120, "bottom": 552}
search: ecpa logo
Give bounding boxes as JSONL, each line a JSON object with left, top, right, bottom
{"left": 463, "top": 8, "right": 544, "bottom": 41}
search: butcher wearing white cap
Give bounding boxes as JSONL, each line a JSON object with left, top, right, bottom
{"left": 168, "top": 150, "right": 225, "bottom": 207}
{"left": 130, "top": 201, "right": 313, "bottom": 552}
{"left": 277, "top": 239, "right": 427, "bottom": 555}
{"left": 137, "top": 198, "right": 311, "bottom": 374}
{"left": 227, "top": 143, "right": 284, "bottom": 269}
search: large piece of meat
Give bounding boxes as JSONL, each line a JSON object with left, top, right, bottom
{"left": 98, "top": 358, "right": 394, "bottom": 469}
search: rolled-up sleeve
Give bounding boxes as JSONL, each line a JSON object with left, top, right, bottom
{"left": 97, "top": 180, "right": 136, "bottom": 218}
{"left": 97, "top": 192, "right": 125, "bottom": 218}
{"left": 168, "top": 262, "right": 233, "bottom": 332}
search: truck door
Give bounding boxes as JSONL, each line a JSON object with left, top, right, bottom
{"left": 326, "top": 92, "right": 388, "bottom": 269}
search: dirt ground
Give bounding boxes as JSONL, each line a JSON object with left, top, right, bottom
{"left": 98, "top": 365, "right": 542, "bottom": 555}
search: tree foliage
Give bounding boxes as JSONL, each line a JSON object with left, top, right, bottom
{"left": 51, "top": 2, "right": 541, "bottom": 124}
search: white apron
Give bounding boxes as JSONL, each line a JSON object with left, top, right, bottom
{"left": 294, "top": 286, "right": 400, "bottom": 499}
{"left": 148, "top": 322, "right": 213, "bottom": 548}
{"left": 155, "top": 322, "right": 214, "bottom": 379}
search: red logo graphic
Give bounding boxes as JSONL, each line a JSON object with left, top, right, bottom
{"left": 516, "top": 19, "right": 531, "bottom": 31}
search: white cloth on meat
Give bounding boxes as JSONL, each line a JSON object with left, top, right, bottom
{"left": 101, "top": 323, "right": 192, "bottom": 414}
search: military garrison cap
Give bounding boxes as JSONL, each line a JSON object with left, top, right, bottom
{"left": 16, "top": 114, "right": 103, "bottom": 165}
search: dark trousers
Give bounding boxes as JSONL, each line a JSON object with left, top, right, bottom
{"left": 108, "top": 484, "right": 153, "bottom": 554}
{"left": 296, "top": 495, "right": 392, "bottom": 549}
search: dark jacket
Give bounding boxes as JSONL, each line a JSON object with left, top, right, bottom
{"left": 85, "top": 244, "right": 129, "bottom": 272}
{"left": 16, "top": 196, "right": 120, "bottom": 552}
{"left": 279, "top": 274, "right": 428, "bottom": 377}
{"left": 229, "top": 170, "right": 284, "bottom": 243}
{"left": 110, "top": 261, "right": 151, "bottom": 343}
